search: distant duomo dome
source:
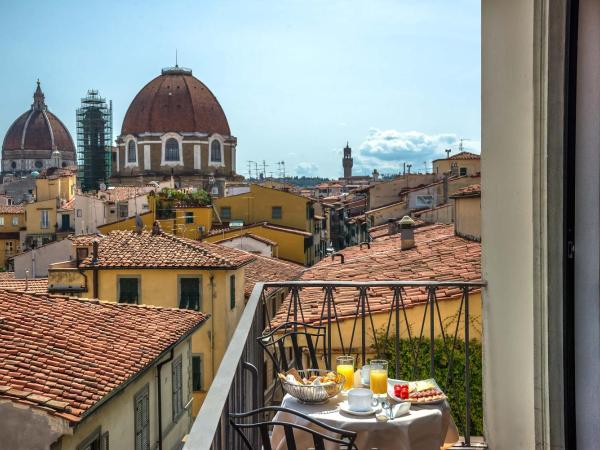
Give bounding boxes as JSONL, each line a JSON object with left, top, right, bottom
{"left": 2, "top": 81, "right": 76, "bottom": 174}
{"left": 114, "top": 65, "right": 237, "bottom": 181}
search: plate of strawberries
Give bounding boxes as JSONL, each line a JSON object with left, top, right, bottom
{"left": 388, "top": 378, "right": 447, "bottom": 404}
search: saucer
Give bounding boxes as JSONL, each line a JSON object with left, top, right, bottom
{"left": 339, "top": 401, "right": 382, "bottom": 416}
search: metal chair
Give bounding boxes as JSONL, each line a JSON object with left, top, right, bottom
{"left": 258, "top": 321, "right": 328, "bottom": 373}
{"left": 230, "top": 406, "right": 358, "bottom": 450}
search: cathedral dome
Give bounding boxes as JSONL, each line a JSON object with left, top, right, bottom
{"left": 2, "top": 81, "right": 75, "bottom": 173}
{"left": 121, "top": 66, "right": 231, "bottom": 136}
{"left": 2, "top": 81, "right": 75, "bottom": 156}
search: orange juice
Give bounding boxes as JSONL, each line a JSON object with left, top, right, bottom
{"left": 370, "top": 369, "right": 388, "bottom": 395}
{"left": 336, "top": 364, "right": 355, "bottom": 390}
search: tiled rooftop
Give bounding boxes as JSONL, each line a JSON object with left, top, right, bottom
{"left": 450, "top": 184, "right": 481, "bottom": 198}
{"left": 206, "top": 222, "right": 312, "bottom": 238}
{"left": 99, "top": 186, "right": 154, "bottom": 202}
{"left": 368, "top": 218, "right": 425, "bottom": 239}
{"left": 272, "top": 224, "right": 481, "bottom": 327}
{"left": 0, "top": 205, "right": 24, "bottom": 214}
{"left": 0, "top": 289, "right": 207, "bottom": 423}
{"left": 79, "top": 229, "right": 255, "bottom": 269}
{"left": 0, "top": 277, "right": 48, "bottom": 293}
{"left": 433, "top": 151, "right": 481, "bottom": 161}
{"left": 243, "top": 254, "right": 304, "bottom": 298}
{"left": 69, "top": 233, "right": 105, "bottom": 246}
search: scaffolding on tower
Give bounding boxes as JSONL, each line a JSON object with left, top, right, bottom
{"left": 76, "top": 90, "right": 113, "bottom": 192}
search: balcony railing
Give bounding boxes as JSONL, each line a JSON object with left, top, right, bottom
{"left": 185, "top": 280, "right": 486, "bottom": 450}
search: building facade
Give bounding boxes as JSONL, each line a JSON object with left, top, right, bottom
{"left": 1, "top": 81, "right": 76, "bottom": 176}
{"left": 112, "top": 66, "right": 238, "bottom": 191}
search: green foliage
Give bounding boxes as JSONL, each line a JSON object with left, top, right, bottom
{"left": 156, "top": 188, "right": 211, "bottom": 219}
{"left": 378, "top": 336, "right": 483, "bottom": 437}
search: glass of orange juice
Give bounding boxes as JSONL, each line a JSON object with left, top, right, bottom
{"left": 369, "top": 359, "right": 388, "bottom": 396}
{"left": 336, "top": 355, "right": 355, "bottom": 391}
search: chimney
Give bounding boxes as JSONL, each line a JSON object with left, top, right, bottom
{"left": 443, "top": 173, "right": 449, "bottom": 204}
{"left": 387, "top": 218, "right": 397, "bottom": 236}
{"left": 151, "top": 220, "right": 162, "bottom": 235}
{"left": 399, "top": 216, "right": 416, "bottom": 250}
{"left": 92, "top": 240, "right": 99, "bottom": 264}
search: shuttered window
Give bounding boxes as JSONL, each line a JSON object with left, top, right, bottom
{"left": 118, "top": 277, "right": 139, "bottom": 304}
{"left": 192, "top": 355, "right": 203, "bottom": 391}
{"left": 179, "top": 277, "right": 201, "bottom": 311}
{"left": 172, "top": 356, "right": 183, "bottom": 421}
{"left": 134, "top": 385, "right": 150, "bottom": 450}
{"left": 230, "top": 275, "right": 236, "bottom": 310}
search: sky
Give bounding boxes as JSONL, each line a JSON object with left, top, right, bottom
{"left": 0, "top": 0, "right": 480, "bottom": 179}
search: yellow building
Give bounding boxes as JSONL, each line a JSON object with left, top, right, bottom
{"left": 213, "top": 184, "right": 321, "bottom": 264}
{"left": 0, "top": 288, "right": 207, "bottom": 450}
{"left": 0, "top": 204, "right": 24, "bottom": 267}
{"left": 24, "top": 168, "right": 76, "bottom": 249}
{"left": 97, "top": 192, "right": 213, "bottom": 240}
{"left": 432, "top": 151, "right": 481, "bottom": 177}
{"left": 47, "top": 227, "right": 255, "bottom": 416}
{"left": 204, "top": 222, "right": 314, "bottom": 265}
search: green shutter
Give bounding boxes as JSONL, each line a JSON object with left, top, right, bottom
{"left": 179, "top": 277, "right": 201, "bottom": 310}
{"left": 119, "top": 278, "right": 139, "bottom": 304}
{"left": 192, "top": 355, "right": 203, "bottom": 391}
{"left": 230, "top": 275, "right": 236, "bottom": 309}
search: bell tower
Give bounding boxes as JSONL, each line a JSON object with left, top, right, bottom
{"left": 342, "top": 141, "right": 353, "bottom": 178}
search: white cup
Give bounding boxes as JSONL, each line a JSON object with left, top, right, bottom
{"left": 347, "top": 388, "right": 378, "bottom": 412}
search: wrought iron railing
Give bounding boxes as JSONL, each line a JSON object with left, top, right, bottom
{"left": 185, "top": 280, "right": 486, "bottom": 450}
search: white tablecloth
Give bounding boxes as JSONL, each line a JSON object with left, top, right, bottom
{"left": 271, "top": 393, "right": 459, "bottom": 450}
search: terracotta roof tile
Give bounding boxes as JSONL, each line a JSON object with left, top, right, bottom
{"left": 0, "top": 278, "right": 48, "bottom": 293}
{"left": 214, "top": 232, "right": 278, "bottom": 247}
{"left": 243, "top": 255, "right": 304, "bottom": 298}
{"left": 99, "top": 186, "right": 153, "bottom": 203}
{"left": 272, "top": 224, "right": 481, "bottom": 327}
{"left": 450, "top": 184, "right": 481, "bottom": 198}
{"left": 79, "top": 230, "right": 255, "bottom": 269}
{"left": 0, "top": 289, "right": 207, "bottom": 422}
{"left": 433, "top": 151, "right": 480, "bottom": 162}
{"left": 0, "top": 205, "right": 24, "bottom": 214}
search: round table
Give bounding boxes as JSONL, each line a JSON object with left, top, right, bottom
{"left": 271, "top": 393, "right": 459, "bottom": 450}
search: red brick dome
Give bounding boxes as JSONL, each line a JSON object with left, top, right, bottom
{"left": 2, "top": 82, "right": 76, "bottom": 157}
{"left": 121, "top": 67, "right": 231, "bottom": 137}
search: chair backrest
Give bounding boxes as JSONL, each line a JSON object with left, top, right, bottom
{"left": 230, "top": 406, "right": 358, "bottom": 450}
{"left": 258, "top": 321, "right": 327, "bottom": 372}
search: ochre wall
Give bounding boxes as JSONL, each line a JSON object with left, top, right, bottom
{"left": 25, "top": 198, "right": 58, "bottom": 235}
{"left": 432, "top": 159, "right": 481, "bottom": 177}
{"left": 205, "top": 224, "right": 308, "bottom": 265}
{"left": 455, "top": 196, "right": 481, "bottom": 241}
{"left": 214, "top": 185, "right": 313, "bottom": 232}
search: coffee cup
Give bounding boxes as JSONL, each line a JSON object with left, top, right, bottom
{"left": 347, "top": 388, "right": 378, "bottom": 412}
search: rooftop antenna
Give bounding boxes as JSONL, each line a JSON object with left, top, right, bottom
{"left": 175, "top": 49, "right": 178, "bottom": 67}
{"left": 445, "top": 148, "right": 451, "bottom": 159}
{"left": 459, "top": 138, "right": 471, "bottom": 152}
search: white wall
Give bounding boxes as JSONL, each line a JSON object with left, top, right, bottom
{"left": 13, "top": 239, "right": 73, "bottom": 278}
{"left": 574, "top": 1, "right": 600, "bottom": 446}
{"left": 74, "top": 195, "right": 106, "bottom": 235}
{"left": 482, "top": 0, "right": 536, "bottom": 448}
{"left": 218, "top": 236, "right": 274, "bottom": 256}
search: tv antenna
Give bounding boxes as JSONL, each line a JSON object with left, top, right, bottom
{"left": 459, "top": 138, "right": 471, "bottom": 152}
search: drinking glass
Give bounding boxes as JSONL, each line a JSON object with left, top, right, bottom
{"left": 369, "top": 359, "right": 388, "bottom": 396}
{"left": 336, "top": 355, "right": 355, "bottom": 391}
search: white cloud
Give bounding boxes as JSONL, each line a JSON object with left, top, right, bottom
{"left": 295, "top": 162, "right": 319, "bottom": 176}
{"left": 354, "top": 129, "right": 479, "bottom": 174}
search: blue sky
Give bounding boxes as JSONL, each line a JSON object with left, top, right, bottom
{"left": 0, "top": 0, "right": 480, "bottom": 178}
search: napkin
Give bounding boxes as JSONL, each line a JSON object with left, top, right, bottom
{"left": 390, "top": 402, "right": 411, "bottom": 418}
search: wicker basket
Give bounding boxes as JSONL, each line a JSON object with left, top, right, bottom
{"left": 280, "top": 369, "right": 344, "bottom": 404}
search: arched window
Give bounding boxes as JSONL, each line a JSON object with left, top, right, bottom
{"left": 211, "top": 140, "right": 222, "bottom": 162}
{"left": 127, "top": 140, "right": 136, "bottom": 163}
{"left": 165, "top": 138, "right": 180, "bottom": 161}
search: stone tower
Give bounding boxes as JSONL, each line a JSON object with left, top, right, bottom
{"left": 342, "top": 142, "right": 353, "bottom": 178}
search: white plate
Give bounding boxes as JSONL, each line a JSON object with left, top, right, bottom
{"left": 339, "top": 401, "right": 382, "bottom": 416}
{"left": 387, "top": 378, "right": 447, "bottom": 405}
